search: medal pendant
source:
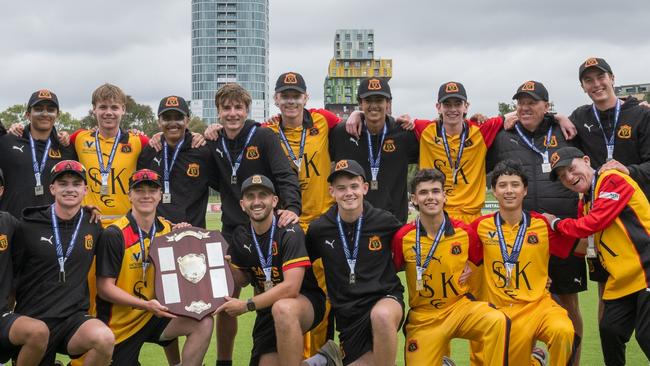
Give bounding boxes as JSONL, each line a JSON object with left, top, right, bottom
{"left": 370, "top": 180, "right": 379, "bottom": 190}
{"left": 100, "top": 185, "right": 109, "bottom": 195}
{"left": 231, "top": 176, "right": 237, "bottom": 184}
{"left": 264, "top": 280, "right": 274, "bottom": 291}
{"left": 606, "top": 145, "right": 614, "bottom": 161}
{"left": 349, "top": 272, "right": 356, "bottom": 284}
{"left": 541, "top": 163, "right": 551, "bottom": 173}
{"left": 416, "top": 279, "right": 423, "bottom": 291}
{"left": 59, "top": 270, "right": 66, "bottom": 283}
{"left": 34, "top": 185, "right": 44, "bottom": 196}
{"left": 586, "top": 235, "right": 597, "bottom": 258}
{"left": 163, "top": 193, "right": 171, "bottom": 204}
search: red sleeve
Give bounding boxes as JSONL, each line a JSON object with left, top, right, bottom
{"left": 413, "top": 119, "right": 433, "bottom": 141}
{"left": 476, "top": 116, "right": 504, "bottom": 148}
{"left": 556, "top": 174, "right": 635, "bottom": 238}
{"left": 391, "top": 223, "right": 415, "bottom": 271}
{"left": 530, "top": 212, "right": 577, "bottom": 258}
{"left": 69, "top": 128, "right": 85, "bottom": 144}
{"left": 468, "top": 218, "right": 484, "bottom": 265}
{"left": 138, "top": 134, "right": 149, "bottom": 147}
{"left": 309, "top": 108, "right": 340, "bottom": 129}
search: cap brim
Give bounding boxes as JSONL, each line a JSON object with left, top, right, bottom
{"left": 358, "top": 91, "right": 392, "bottom": 99}
{"left": 51, "top": 170, "right": 86, "bottom": 184}
{"left": 512, "top": 91, "right": 544, "bottom": 101}
{"left": 130, "top": 180, "right": 162, "bottom": 189}
{"left": 327, "top": 169, "right": 365, "bottom": 183}
{"left": 579, "top": 65, "right": 611, "bottom": 80}
{"left": 275, "top": 85, "right": 306, "bottom": 94}
{"left": 549, "top": 159, "right": 575, "bottom": 181}
{"left": 439, "top": 94, "right": 467, "bottom": 102}
{"left": 158, "top": 107, "right": 189, "bottom": 116}
{"left": 241, "top": 183, "right": 276, "bottom": 195}
{"left": 30, "top": 99, "right": 59, "bottom": 108}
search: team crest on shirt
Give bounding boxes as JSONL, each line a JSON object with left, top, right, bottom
{"left": 0, "top": 235, "right": 7, "bottom": 251}
{"left": 49, "top": 148, "right": 62, "bottom": 158}
{"left": 187, "top": 163, "right": 200, "bottom": 177}
{"left": 246, "top": 146, "right": 260, "bottom": 160}
{"left": 407, "top": 339, "right": 418, "bottom": 352}
{"left": 84, "top": 234, "right": 94, "bottom": 250}
{"left": 544, "top": 135, "right": 558, "bottom": 147}
{"left": 368, "top": 235, "right": 382, "bottom": 251}
{"left": 272, "top": 241, "right": 278, "bottom": 256}
{"left": 121, "top": 143, "right": 132, "bottom": 153}
{"left": 309, "top": 127, "right": 319, "bottom": 136}
{"left": 382, "top": 139, "right": 396, "bottom": 152}
{"left": 527, "top": 232, "right": 539, "bottom": 244}
{"left": 450, "top": 242, "right": 462, "bottom": 255}
{"left": 617, "top": 124, "right": 632, "bottom": 139}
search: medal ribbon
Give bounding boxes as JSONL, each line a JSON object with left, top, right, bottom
{"left": 95, "top": 129, "right": 122, "bottom": 182}
{"left": 220, "top": 126, "right": 257, "bottom": 183}
{"left": 162, "top": 138, "right": 185, "bottom": 194}
{"left": 51, "top": 205, "right": 84, "bottom": 276}
{"left": 441, "top": 123, "right": 468, "bottom": 183}
{"left": 365, "top": 123, "right": 387, "bottom": 182}
{"left": 29, "top": 132, "right": 52, "bottom": 187}
{"left": 278, "top": 123, "right": 306, "bottom": 170}
{"left": 414, "top": 216, "right": 447, "bottom": 281}
{"left": 592, "top": 99, "right": 621, "bottom": 150}
{"left": 495, "top": 212, "right": 528, "bottom": 269}
{"left": 336, "top": 213, "right": 363, "bottom": 280}
{"left": 514, "top": 123, "right": 554, "bottom": 163}
{"left": 137, "top": 221, "right": 157, "bottom": 280}
{"left": 251, "top": 215, "right": 277, "bottom": 284}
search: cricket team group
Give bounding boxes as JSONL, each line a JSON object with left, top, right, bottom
{"left": 0, "top": 56, "right": 649, "bottom": 366}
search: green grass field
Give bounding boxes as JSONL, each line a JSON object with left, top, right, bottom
{"left": 56, "top": 209, "right": 647, "bottom": 365}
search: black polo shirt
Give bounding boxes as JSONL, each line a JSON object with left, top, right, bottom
{"left": 0, "top": 211, "right": 18, "bottom": 312}
{"left": 0, "top": 126, "right": 76, "bottom": 218}
{"left": 329, "top": 116, "right": 418, "bottom": 223}
{"left": 138, "top": 130, "right": 219, "bottom": 228}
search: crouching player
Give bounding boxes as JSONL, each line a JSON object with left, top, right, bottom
{"left": 217, "top": 175, "right": 330, "bottom": 366}
{"left": 392, "top": 169, "right": 509, "bottom": 365}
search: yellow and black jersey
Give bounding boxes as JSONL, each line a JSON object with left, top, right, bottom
{"left": 95, "top": 212, "right": 172, "bottom": 344}
{"left": 264, "top": 109, "right": 339, "bottom": 230}
{"left": 392, "top": 213, "right": 481, "bottom": 312}
{"left": 71, "top": 129, "right": 149, "bottom": 226}
{"left": 471, "top": 211, "right": 576, "bottom": 307}
{"left": 415, "top": 118, "right": 503, "bottom": 220}
{"left": 556, "top": 170, "right": 650, "bottom": 300}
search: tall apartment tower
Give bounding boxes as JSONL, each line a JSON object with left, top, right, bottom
{"left": 191, "top": 0, "right": 269, "bottom": 124}
{"left": 324, "top": 29, "right": 393, "bottom": 119}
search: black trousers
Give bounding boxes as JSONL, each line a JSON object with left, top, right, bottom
{"left": 600, "top": 288, "right": 650, "bottom": 365}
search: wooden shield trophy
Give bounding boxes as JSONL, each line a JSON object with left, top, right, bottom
{"left": 149, "top": 227, "right": 234, "bottom": 320}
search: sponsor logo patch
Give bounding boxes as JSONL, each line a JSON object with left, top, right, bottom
{"left": 598, "top": 191, "right": 620, "bottom": 201}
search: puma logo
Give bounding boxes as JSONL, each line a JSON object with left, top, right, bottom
{"left": 574, "top": 278, "right": 582, "bottom": 286}
{"left": 40, "top": 236, "right": 53, "bottom": 245}
{"left": 153, "top": 157, "right": 161, "bottom": 166}
{"left": 243, "top": 243, "right": 252, "bottom": 253}
{"left": 349, "top": 137, "right": 359, "bottom": 146}
{"left": 285, "top": 226, "right": 296, "bottom": 233}
{"left": 509, "top": 139, "right": 520, "bottom": 146}
{"left": 12, "top": 145, "right": 24, "bottom": 153}
{"left": 215, "top": 148, "right": 224, "bottom": 158}
{"left": 584, "top": 123, "right": 595, "bottom": 132}
{"left": 325, "top": 239, "right": 335, "bottom": 248}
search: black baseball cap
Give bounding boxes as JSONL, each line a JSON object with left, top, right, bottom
{"left": 549, "top": 147, "right": 586, "bottom": 181}
{"left": 50, "top": 160, "right": 87, "bottom": 183}
{"left": 275, "top": 72, "right": 307, "bottom": 94}
{"left": 512, "top": 81, "right": 549, "bottom": 101}
{"left": 129, "top": 169, "right": 162, "bottom": 189}
{"left": 357, "top": 78, "right": 391, "bottom": 99}
{"left": 438, "top": 81, "right": 467, "bottom": 102}
{"left": 240, "top": 174, "right": 276, "bottom": 195}
{"left": 28, "top": 89, "right": 59, "bottom": 109}
{"left": 158, "top": 96, "right": 190, "bottom": 117}
{"left": 328, "top": 159, "right": 367, "bottom": 183}
{"left": 578, "top": 57, "right": 613, "bottom": 80}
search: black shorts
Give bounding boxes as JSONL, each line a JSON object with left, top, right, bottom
{"left": 336, "top": 294, "right": 405, "bottom": 366}
{"left": 112, "top": 316, "right": 173, "bottom": 365}
{"left": 249, "top": 289, "right": 326, "bottom": 366}
{"left": 587, "top": 257, "right": 609, "bottom": 283}
{"left": 549, "top": 255, "right": 588, "bottom": 294}
{"left": 41, "top": 312, "right": 94, "bottom": 364}
{"left": 0, "top": 312, "right": 21, "bottom": 363}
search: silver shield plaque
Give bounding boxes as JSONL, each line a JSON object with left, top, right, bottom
{"left": 177, "top": 253, "right": 207, "bottom": 284}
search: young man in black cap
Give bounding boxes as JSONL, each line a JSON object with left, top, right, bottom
{"left": 306, "top": 159, "right": 404, "bottom": 366}
{"left": 0, "top": 168, "right": 51, "bottom": 366}
{"left": 12, "top": 160, "right": 115, "bottom": 365}
{"left": 96, "top": 169, "right": 214, "bottom": 366}
{"left": 138, "top": 95, "right": 219, "bottom": 228}
{"left": 486, "top": 80, "right": 585, "bottom": 363}
{"left": 546, "top": 146, "right": 650, "bottom": 365}
{"left": 329, "top": 78, "right": 419, "bottom": 223}
{"left": 216, "top": 174, "right": 332, "bottom": 366}
{"left": 0, "top": 89, "right": 76, "bottom": 218}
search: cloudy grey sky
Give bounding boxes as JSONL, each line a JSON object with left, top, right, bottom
{"left": 2, "top": 0, "right": 649, "bottom": 121}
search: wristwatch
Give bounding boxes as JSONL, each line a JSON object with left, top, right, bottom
{"left": 246, "top": 298, "right": 256, "bottom": 312}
